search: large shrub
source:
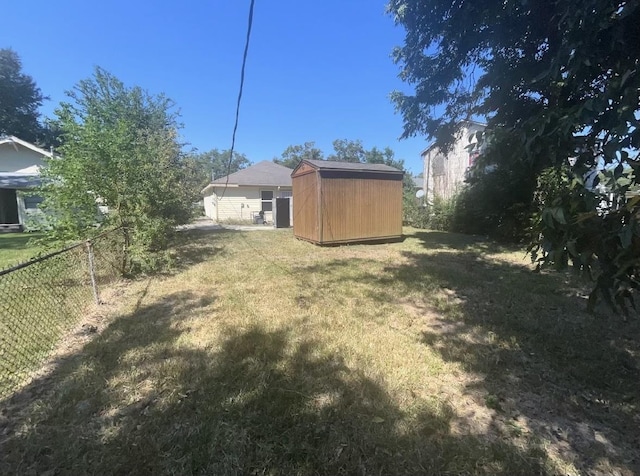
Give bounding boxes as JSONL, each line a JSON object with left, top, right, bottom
{"left": 404, "top": 194, "right": 457, "bottom": 231}
{"left": 42, "top": 68, "right": 197, "bottom": 273}
{"left": 452, "top": 157, "right": 536, "bottom": 242}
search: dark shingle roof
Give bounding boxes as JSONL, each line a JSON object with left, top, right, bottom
{"left": 303, "top": 159, "right": 403, "bottom": 174}
{"left": 0, "top": 173, "right": 41, "bottom": 189}
{"left": 210, "top": 161, "right": 293, "bottom": 187}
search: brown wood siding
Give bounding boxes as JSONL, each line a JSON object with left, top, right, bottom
{"left": 292, "top": 170, "right": 319, "bottom": 242}
{"left": 319, "top": 177, "right": 402, "bottom": 243}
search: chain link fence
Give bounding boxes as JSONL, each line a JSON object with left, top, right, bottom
{"left": 0, "top": 229, "right": 126, "bottom": 399}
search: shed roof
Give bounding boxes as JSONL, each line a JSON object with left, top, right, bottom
{"left": 202, "top": 160, "right": 292, "bottom": 194}
{"left": 293, "top": 159, "right": 403, "bottom": 176}
{"left": 0, "top": 173, "right": 41, "bottom": 189}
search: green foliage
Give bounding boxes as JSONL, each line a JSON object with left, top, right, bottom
{"left": 452, "top": 150, "right": 537, "bottom": 242}
{"left": 189, "top": 148, "right": 250, "bottom": 188}
{"left": 389, "top": 0, "right": 640, "bottom": 310}
{"left": 273, "top": 142, "right": 323, "bottom": 169}
{"left": 530, "top": 165, "right": 640, "bottom": 312}
{"left": 327, "top": 139, "right": 366, "bottom": 163}
{"left": 279, "top": 140, "right": 416, "bottom": 213}
{"left": 430, "top": 195, "right": 457, "bottom": 231}
{"left": 404, "top": 194, "right": 456, "bottom": 231}
{"left": 274, "top": 140, "right": 409, "bottom": 177}
{"left": 403, "top": 189, "right": 426, "bottom": 228}
{"left": 453, "top": 186, "right": 532, "bottom": 243}
{"left": 41, "top": 67, "right": 195, "bottom": 274}
{"left": 0, "top": 48, "right": 47, "bottom": 144}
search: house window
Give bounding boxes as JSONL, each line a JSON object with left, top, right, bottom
{"left": 278, "top": 191, "right": 292, "bottom": 199}
{"left": 23, "top": 195, "right": 43, "bottom": 210}
{"left": 261, "top": 190, "right": 273, "bottom": 212}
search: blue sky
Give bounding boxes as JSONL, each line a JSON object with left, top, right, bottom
{"left": 1, "top": 0, "right": 427, "bottom": 173}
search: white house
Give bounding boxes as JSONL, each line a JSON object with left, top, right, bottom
{"left": 421, "top": 120, "right": 486, "bottom": 202}
{"left": 0, "top": 136, "right": 51, "bottom": 232}
{"left": 201, "top": 161, "right": 293, "bottom": 224}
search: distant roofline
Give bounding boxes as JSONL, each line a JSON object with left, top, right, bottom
{"left": 201, "top": 182, "right": 294, "bottom": 194}
{"left": 420, "top": 120, "right": 487, "bottom": 156}
{"left": 0, "top": 171, "right": 41, "bottom": 177}
{"left": 0, "top": 135, "right": 55, "bottom": 158}
{"left": 200, "top": 160, "right": 293, "bottom": 194}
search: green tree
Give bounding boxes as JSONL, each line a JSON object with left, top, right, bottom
{"left": 389, "top": 0, "right": 640, "bottom": 310}
{"left": 191, "top": 148, "right": 250, "bottom": 188}
{"left": 42, "top": 67, "right": 195, "bottom": 273}
{"left": 365, "top": 146, "right": 400, "bottom": 167}
{"left": 273, "top": 141, "right": 323, "bottom": 169}
{"left": 327, "top": 139, "right": 366, "bottom": 163}
{"left": 0, "top": 48, "right": 47, "bottom": 143}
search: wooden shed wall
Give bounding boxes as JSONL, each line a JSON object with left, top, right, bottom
{"left": 292, "top": 171, "right": 319, "bottom": 242}
{"left": 319, "top": 176, "right": 402, "bottom": 243}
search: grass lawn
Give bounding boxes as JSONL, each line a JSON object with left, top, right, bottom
{"left": 0, "top": 232, "right": 43, "bottom": 269}
{"left": 0, "top": 228, "right": 638, "bottom": 475}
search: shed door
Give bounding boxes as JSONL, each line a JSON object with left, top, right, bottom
{"left": 275, "top": 198, "right": 290, "bottom": 228}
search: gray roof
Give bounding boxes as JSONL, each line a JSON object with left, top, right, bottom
{"left": 210, "top": 161, "right": 293, "bottom": 187}
{"left": 0, "top": 173, "right": 41, "bottom": 189}
{"left": 303, "top": 159, "right": 403, "bottom": 173}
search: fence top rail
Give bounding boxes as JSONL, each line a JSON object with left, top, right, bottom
{"left": 0, "top": 227, "right": 123, "bottom": 277}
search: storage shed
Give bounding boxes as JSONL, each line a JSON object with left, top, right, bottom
{"left": 291, "top": 159, "right": 404, "bottom": 245}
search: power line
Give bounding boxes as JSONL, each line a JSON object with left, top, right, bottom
{"left": 218, "top": 0, "right": 256, "bottom": 201}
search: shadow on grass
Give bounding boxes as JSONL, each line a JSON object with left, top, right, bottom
{"left": 167, "top": 228, "right": 237, "bottom": 273}
{"left": 411, "top": 230, "right": 516, "bottom": 253}
{"left": 1, "top": 288, "right": 551, "bottom": 475}
{"left": 296, "top": 244, "right": 640, "bottom": 474}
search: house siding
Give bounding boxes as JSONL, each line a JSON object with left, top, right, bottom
{"left": 422, "top": 123, "right": 484, "bottom": 201}
{"left": 0, "top": 142, "right": 48, "bottom": 230}
{"left": 203, "top": 186, "right": 292, "bottom": 223}
{"left": 0, "top": 145, "right": 47, "bottom": 173}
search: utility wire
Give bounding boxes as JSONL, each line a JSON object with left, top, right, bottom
{"left": 218, "top": 0, "right": 256, "bottom": 200}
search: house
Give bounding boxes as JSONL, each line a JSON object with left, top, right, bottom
{"left": 291, "top": 159, "right": 404, "bottom": 245}
{"left": 201, "top": 160, "right": 293, "bottom": 224}
{"left": 0, "top": 136, "right": 50, "bottom": 232}
{"left": 409, "top": 175, "right": 423, "bottom": 189}
{"left": 421, "top": 120, "right": 486, "bottom": 202}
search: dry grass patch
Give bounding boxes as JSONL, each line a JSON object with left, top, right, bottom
{"left": 0, "top": 227, "right": 638, "bottom": 475}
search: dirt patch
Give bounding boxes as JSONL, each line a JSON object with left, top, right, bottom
{"left": 398, "top": 291, "right": 639, "bottom": 476}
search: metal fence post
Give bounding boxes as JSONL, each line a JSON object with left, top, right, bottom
{"left": 86, "top": 240, "right": 101, "bottom": 305}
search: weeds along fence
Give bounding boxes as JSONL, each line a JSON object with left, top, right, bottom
{"left": 0, "top": 228, "right": 125, "bottom": 400}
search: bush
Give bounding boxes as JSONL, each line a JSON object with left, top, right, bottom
{"left": 403, "top": 196, "right": 429, "bottom": 228}
{"left": 429, "top": 195, "right": 457, "bottom": 231}
{"left": 404, "top": 194, "right": 457, "bottom": 231}
{"left": 452, "top": 169, "right": 535, "bottom": 243}
{"left": 41, "top": 68, "right": 196, "bottom": 274}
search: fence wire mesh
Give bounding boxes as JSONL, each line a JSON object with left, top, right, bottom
{"left": 0, "top": 229, "right": 125, "bottom": 399}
